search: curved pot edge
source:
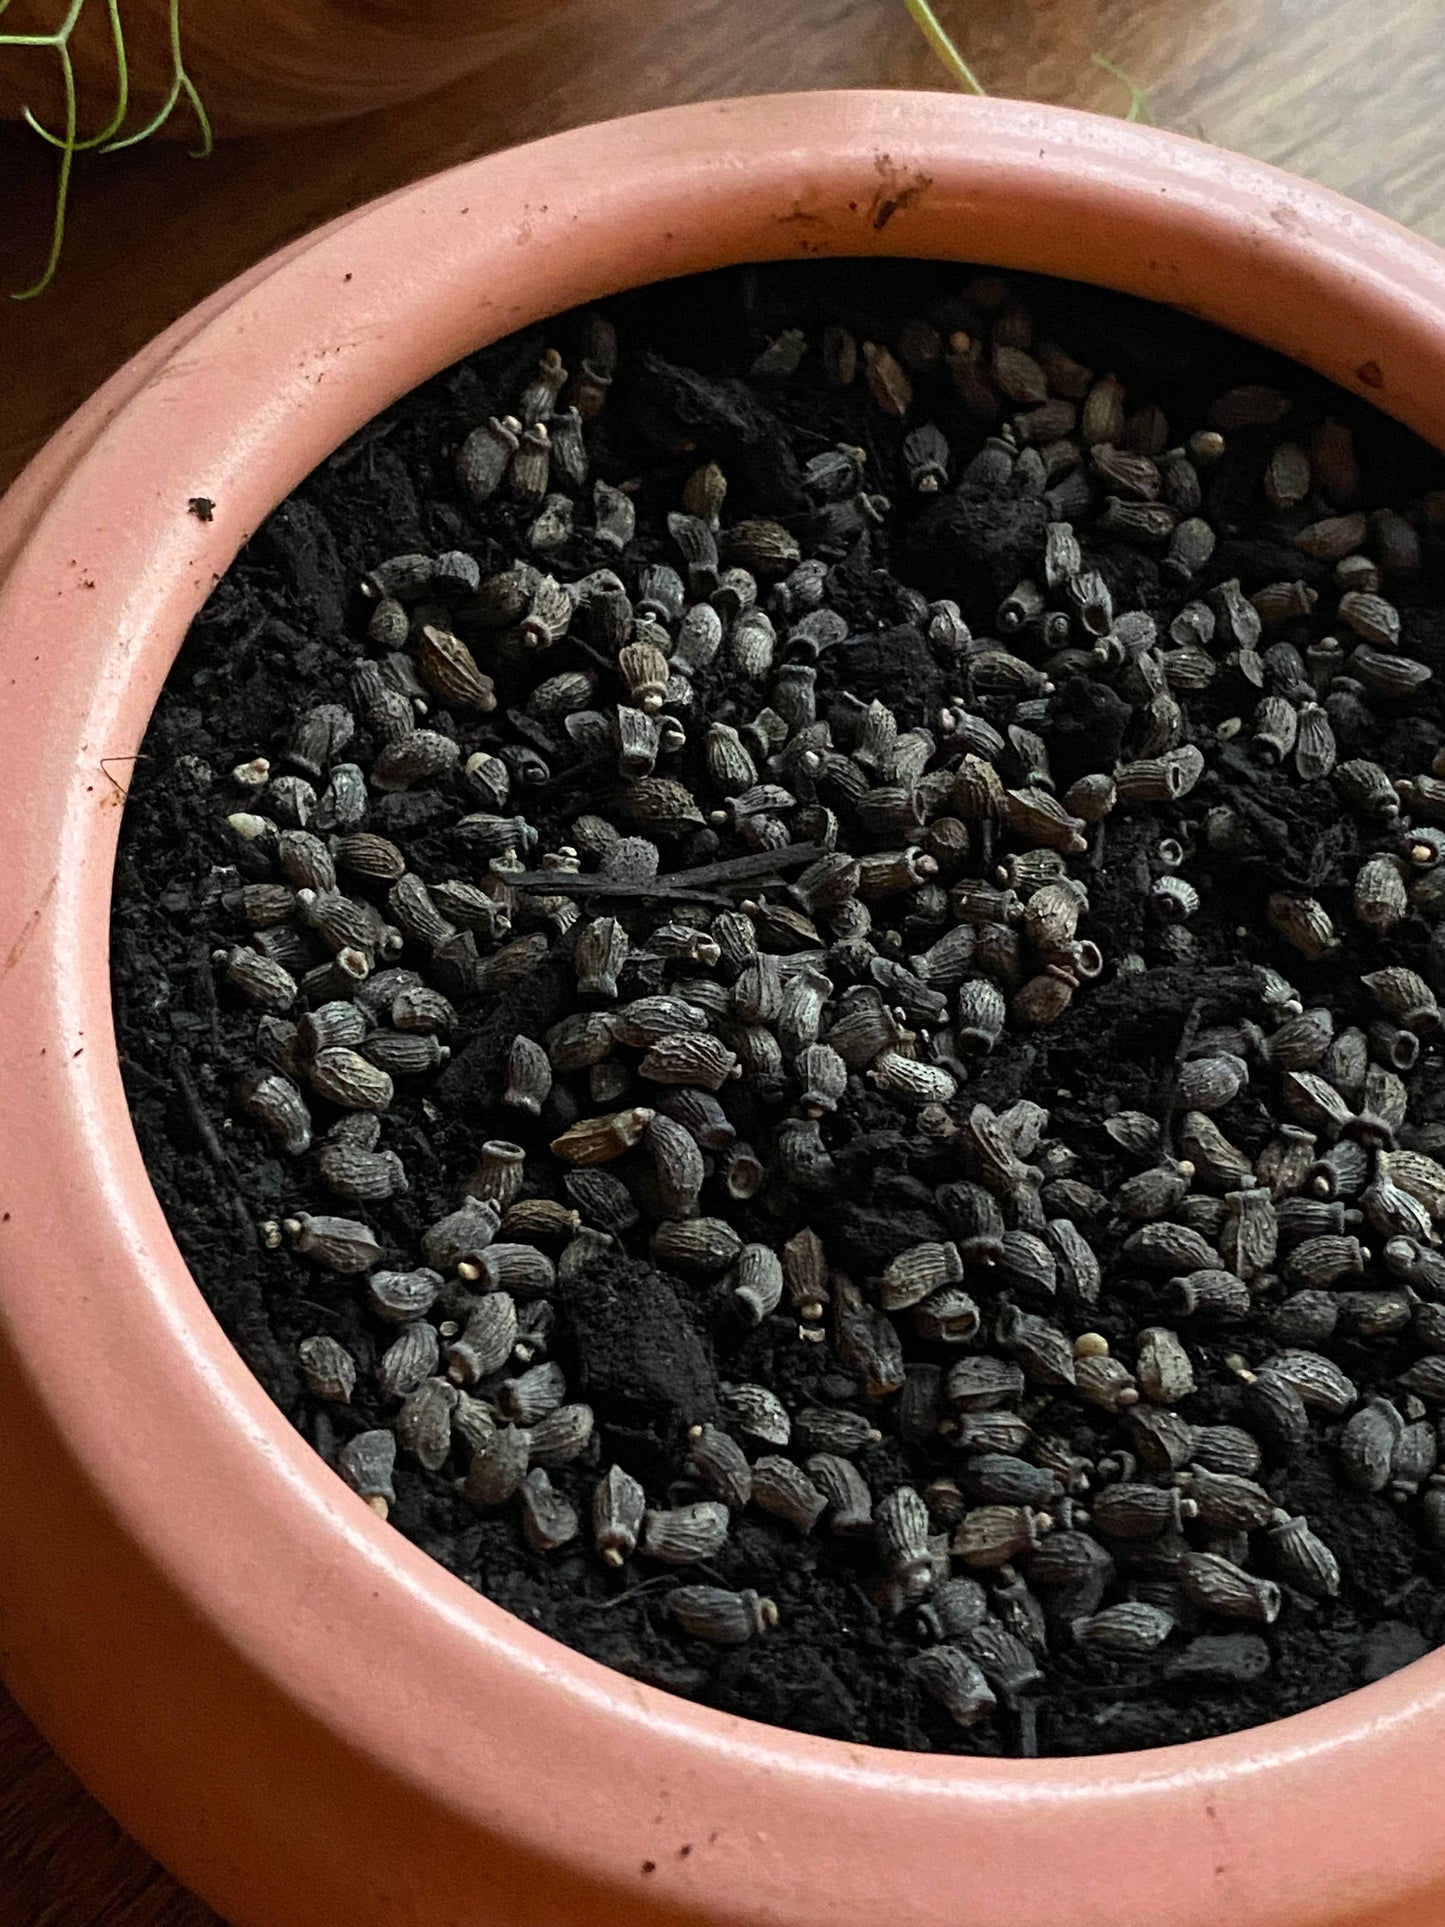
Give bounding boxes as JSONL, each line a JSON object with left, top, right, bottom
{"left": 4, "top": 93, "right": 1445, "bottom": 1927}
{"left": 0, "top": 185, "right": 431, "bottom": 587}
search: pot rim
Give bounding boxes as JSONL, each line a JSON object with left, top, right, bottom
{"left": 4, "top": 90, "right": 1445, "bottom": 1927}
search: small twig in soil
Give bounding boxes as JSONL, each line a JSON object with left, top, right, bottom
{"left": 98, "top": 753, "right": 143, "bottom": 799}
{"left": 506, "top": 878, "right": 741, "bottom": 908}
{"left": 1156, "top": 997, "right": 1205, "bottom": 1157}
{"left": 575, "top": 1574, "right": 679, "bottom": 1611}
{"left": 192, "top": 938, "right": 223, "bottom": 1056}
{"left": 670, "top": 843, "right": 828, "bottom": 888}
{"left": 1016, "top": 1701, "right": 1040, "bottom": 1757}
{"left": 230, "top": 1194, "right": 259, "bottom": 1251}
{"left": 506, "top": 842, "right": 828, "bottom": 901}
{"left": 117, "top": 1055, "right": 169, "bottom": 1096}
{"left": 1089, "top": 815, "right": 1107, "bottom": 877}
{"left": 295, "top": 1299, "right": 343, "bottom": 1323}
{"left": 168, "top": 1045, "right": 231, "bottom": 1173}
{"left": 561, "top": 633, "right": 625, "bottom": 681}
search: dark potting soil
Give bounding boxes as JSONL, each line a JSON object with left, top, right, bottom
{"left": 111, "top": 257, "right": 1445, "bottom": 1758}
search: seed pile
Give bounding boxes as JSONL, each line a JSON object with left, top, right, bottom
{"left": 115, "top": 262, "right": 1445, "bottom": 1757}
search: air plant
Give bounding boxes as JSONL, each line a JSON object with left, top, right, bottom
{"left": 0, "top": 0, "right": 212, "bottom": 299}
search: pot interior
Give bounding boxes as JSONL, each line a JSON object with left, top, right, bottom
{"left": 111, "top": 252, "right": 1445, "bottom": 1765}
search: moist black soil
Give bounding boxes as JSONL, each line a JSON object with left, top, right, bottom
{"left": 112, "top": 258, "right": 1445, "bottom": 1757}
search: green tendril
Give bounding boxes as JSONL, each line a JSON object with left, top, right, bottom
{"left": 1092, "top": 53, "right": 1153, "bottom": 125}
{"left": 902, "top": 0, "right": 988, "bottom": 96}
{"left": 902, "top": 4, "right": 1155, "bottom": 130}
{"left": 104, "top": 0, "right": 211, "bottom": 153}
{"left": 3, "top": 0, "right": 212, "bottom": 298}
{"left": 25, "top": 0, "right": 126, "bottom": 148}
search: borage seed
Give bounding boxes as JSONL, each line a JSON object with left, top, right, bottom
{"left": 912, "top": 1647, "right": 996, "bottom": 1728}
{"left": 731, "top": 1244, "right": 785, "bottom": 1325}
{"left": 667, "top": 1585, "right": 778, "bottom": 1644}
{"left": 520, "top": 1469, "right": 579, "bottom": 1552}
{"left": 465, "top": 1426, "right": 530, "bottom": 1507}
{"left": 336, "top": 1430, "right": 397, "bottom": 1516}
{"left": 298, "top": 1334, "right": 357, "bottom": 1403}
{"left": 445, "top": 1295, "right": 519, "bottom": 1385}
{"left": 642, "top": 1501, "right": 731, "bottom": 1564}
{"left": 750, "top": 1457, "right": 827, "bottom": 1533}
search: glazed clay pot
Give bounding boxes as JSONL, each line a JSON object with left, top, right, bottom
{"left": 5, "top": 92, "right": 1445, "bottom": 1927}
{"left": 0, "top": 0, "right": 551, "bottom": 136}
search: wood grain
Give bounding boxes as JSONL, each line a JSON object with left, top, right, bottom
{"left": 4, "top": 0, "right": 1445, "bottom": 492}
{"left": 0, "top": 0, "right": 1441, "bottom": 1915}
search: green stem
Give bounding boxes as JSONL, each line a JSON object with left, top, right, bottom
{"left": 176, "top": 0, "right": 213, "bottom": 157}
{"left": 102, "top": 68, "right": 176, "bottom": 145}
{"left": 1092, "top": 52, "right": 1152, "bottom": 124}
{"left": 25, "top": 0, "right": 127, "bottom": 149}
{"left": 903, "top": 0, "right": 987, "bottom": 96}
{"left": 4, "top": 0, "right": 87, "bottom": 45}
{"left": 3, "top": 0, "right": 212, "bottom": 293}
{"left": 105, "top": 0, "right": 210, "bottom": 152}
{"left": 10, "top": 31, "right": 78, "bottom": 299}
{"left": 179, "top": 63, "right": 212, "bottom": 157}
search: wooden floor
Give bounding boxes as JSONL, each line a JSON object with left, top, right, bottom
{"left": 1, "top": 0, "right": 1442, "bottom": 1915}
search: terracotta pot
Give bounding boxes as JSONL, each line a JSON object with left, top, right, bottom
{"left": 4, "top": 90, "right": 1445, "bottom": 1927}
{"left": 0, "top": 0, "right": 550, "bottom": 136}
